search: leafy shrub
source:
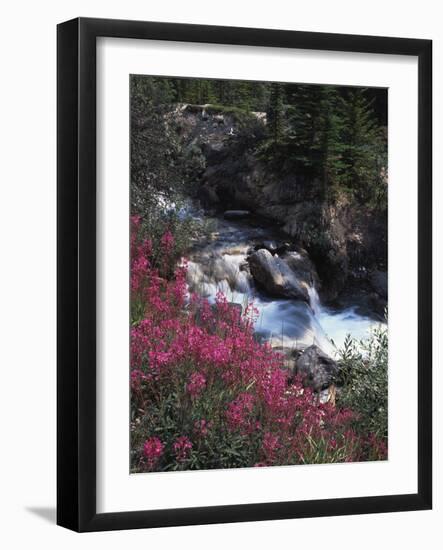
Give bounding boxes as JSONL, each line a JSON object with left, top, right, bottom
{"left": 337, "top": 326, "right": 388, "bottom": 443}
{"left": 131, "top": 207, "right": 206, "bottom": 281}
{"left": 130, "top": 218, "right": 387, "bottom": 472}
{"left": 130, "top": 76, "right": 205, "bottom": 232}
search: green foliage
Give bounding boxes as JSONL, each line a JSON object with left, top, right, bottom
{"left": 130, "top": 75, "right": 185, "bottom": 213}
{"left": 268, "top": 83, "right": 285, "bottom": 142}
{"left": 260, "top": 84, "right": 387, "bottom": 209}
{"left": 131, "top": 74, "right": 387, "bottom": 227}
{"left": 168, "top": 77, "right": 270, "bottom": 110}
{"left": 338, "top": 90, "right": 387, "bottom": 207}
{"left": 130, "top": 75, "right": 209, "bottom": 257}
{"left": 131, "top": 382, "right": 263, "bottom": 472}
{"left": 130, "top": 219, "right": 388, "bottom": 472}
{"left": 337, "top": 323, "right": 388, "bottom": 440}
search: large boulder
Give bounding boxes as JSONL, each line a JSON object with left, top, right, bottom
{"left": 254, "top": 240, "right": 292, "bottom": 255}
{"left": 294, "top": 345, "right": 339, "bottom": 391}
{"left": 283, "top": 250, "right": 319, "bottom": 288}
{"left": 255, "top": 240, "right": 279, "bottom": 254}
{"left": 247, "top": 249, "right": 310, "bottom": 302}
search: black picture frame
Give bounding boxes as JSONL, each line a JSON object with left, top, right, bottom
{"left": 57, "top": 17, "right": 432, "bottom": 532}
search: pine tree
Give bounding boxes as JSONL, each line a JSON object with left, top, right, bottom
{"left": 315, "top": 87, "right": 346, "bottom": 195}
{"left": 339, "top": 89, "right": 386, "bottom": 203}
{"left": 268, "top": 83, "right": 285, "bottom": 142}
{"left": 283, "top": 84, "right": 344, "bottom": 187}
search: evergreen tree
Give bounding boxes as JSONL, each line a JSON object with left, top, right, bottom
{"left": 283, "top": 84, "right": 344, "bottom": 185}
{"left": 315, "top": 87, "right": 346, "bottom": 195}
{"left": 268, "top": 83, "right": 285, "bottom": 142}
{"left": 131, "top": 75, "right": 387, "bottom": 212}
{"left": 339, "top": 89, "right": 386, "bottom": 204}
{"left": 172, "top": 78, "right": 189, "bottom": 103}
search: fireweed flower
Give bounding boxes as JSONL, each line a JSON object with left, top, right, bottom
{"left": 173, "top": 436, "right": 193, "bottom": 462}
{"left": 161, "top": 230, "right": 174, "bottom": 256}
{"left": 225, "top": 393, "right": 255, "bottom": 432}
{"left": 143, "top": 437, "right": 164, "bottom": 469}
{"left": 262, "top": 432, "right": 281, "bottom": 462}
{"left": 130, "top": 222, "right": 387, "bottom": 470}
{"left": 186, "top": 372, "right": 206, "bottom": 398}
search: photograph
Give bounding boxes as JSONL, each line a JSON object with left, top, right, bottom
{"left": 0, "top": 0, "right": 436, "bottom": 542}
{"left": 129, "top": 75, "right": 389, "bottom": 473}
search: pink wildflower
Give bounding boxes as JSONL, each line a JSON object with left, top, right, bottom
{"left": 161, "top": 230, "right": 174, "bottom": 255}
{"left": 186, "top": 372, "right": 206, "bottom": 398}
{"left": 130, "top": 220, "right": 383, "bottom": 469}
{"left": 143, "top": 437, "right": 164, "bottom": 469}
{"left": 262, "top": 432, "right": 281, "bottom": 462}
{"left": 226, "top": 393, "right": 255, "bottom": 432}
{"left": 173, "top": 436, "right": 193, "bottom": 462}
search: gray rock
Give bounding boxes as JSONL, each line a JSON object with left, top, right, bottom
{"left": 223, "top": 210, "right": 250, "bottom": 220}
{"left": 213, "top": 114, "right": 225, "bottom": 125}
{"left": 266, "top": 241, "right": 278, "bottom": 253}
{"left": 254, "top": 240, "right": 291, "bottom": 255}
{"left": 294, "top": 345, "right": 339, "bottom": 392}
{"left": 248, "top": 249, "right": 310, "bottom": 302}
{"left": 283, "top": 250, "right": 319, "bottom": 288}
{"left": 370, "top": 270, "right": 387, "bottom": 299}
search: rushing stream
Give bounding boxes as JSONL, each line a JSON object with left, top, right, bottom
{"left": 185, "top": 212, "right": 382, "bottom": 358}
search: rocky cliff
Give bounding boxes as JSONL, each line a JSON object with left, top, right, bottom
{"left": 172, "top": 104, "right": 387, "bottom": 312}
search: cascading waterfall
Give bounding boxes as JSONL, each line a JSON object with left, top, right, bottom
{"left": 185, "top": 213, "right": 382, "bottom": 358}
{"left": 307, "top": 285, "right": 321, "bottom": 316}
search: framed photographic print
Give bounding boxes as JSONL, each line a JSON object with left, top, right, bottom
{"left": 57, "top": 17, "right": 432, "bottom": 532}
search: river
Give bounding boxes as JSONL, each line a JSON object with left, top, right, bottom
{"left": 184, "top": 210, "right": 382, "bottom": 358}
